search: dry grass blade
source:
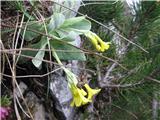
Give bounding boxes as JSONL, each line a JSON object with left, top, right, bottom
{"left": 16, "top": 14, "right": 33, "bottom": 64}
{"left": 12, "top": 14, "right": 27, "bottom": 120}
{"left": 1, "top": 21, "right": 34, "bottom": 120}
{"left": 0, "top": 45, "right": 127, "bottom": 71}
{"left": 16, "top": 95, "right": 31, "bottom": 118}
{"left": 1, "top": 67, "right": 62, "bottom": 78}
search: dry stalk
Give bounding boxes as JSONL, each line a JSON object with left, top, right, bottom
{"left": 1, "top": 67, "right": 61, "bottom": 78}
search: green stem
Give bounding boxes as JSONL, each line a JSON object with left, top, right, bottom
{"left": 52, "top": 48, "right": 78, "bottom": 85}
{"left": 52, "top": 48, "right": 63, "bottom": 66}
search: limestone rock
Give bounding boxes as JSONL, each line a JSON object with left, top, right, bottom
{"left": 23, "top": 92, "right": 46, "bottom": 120}
{"left": 50, "top": 72, "right": 75, "bottom": 120}
{"left": 15, "top": 82, "right": 27, "bottom": 98}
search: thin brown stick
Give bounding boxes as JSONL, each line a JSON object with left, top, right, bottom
{"left": 0, "top": 48, "right": 91, "bottom": 53}
{"left": 15, "top": 96, "right": 30, "bottom": 118}
{"left": 102, "top": 80, "right": 145, "bottom": 88}
{"left": 11, "top": 14, "right": 22, "bottom": 120}
{"left": 1, "top": 68, "right": 61, "bottom": 78}
{"left": 12, "top": 15, "right": 34, "bottom": 120}
{"left": 0, "top": 48, "right": 127, "bottom": 71}
{"left": 37, "top": 10, "right": 53, "bottom": 98}
{"left": 0, "top": 43, "right": 3, "bottom": 82}
{"left": 16, "top": 14, "right": 33, "bottom": 64}
{"left": 1, "top": 41, "right": 34, "bottom": 120}
{"left": 146, "top": 77, "right": 160, "bottom": 84}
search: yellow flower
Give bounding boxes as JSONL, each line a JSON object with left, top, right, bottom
{"left": 84, "top": 84, "right": 101, "bottom": 100}
{"left": 85, "top": 31, "right": 110, "bottom": 52}
{"left": 64, "top": 68, "right": 101, "bottom": 107}
{"left": 70, "top": 85, "right": 91, "bottom": 107}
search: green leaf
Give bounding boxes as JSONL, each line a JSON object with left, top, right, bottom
{"left": 48, "top": 16, "right": 91, "bottom": 42}
{"left": 48, "top": 13, "right": 65, "bottom": 31}
{"left": 18, "top": 38, "right": 47, "bottom": 64}
{"left": 23, "top": 21, "right": 44, "bottom": 41}
{"left": 55, "top": 30, "right": 79, "bottom": 41}
{"left": 32, "top": 45, "right": 46, "bottom": 69}
{"left": 50, "top": 40, "right": 86, "bottom": 61}
{"left": 31, "top": 49, "right": 45, "bottom": 69}
{"left": 59, "top": 16, "right": 91, "bottom": 34}
{"left": 31, "top": 38, "right": 47, "bottom": 69}
{"left": 49, "top": 30, "right": 79, "bottom": 42}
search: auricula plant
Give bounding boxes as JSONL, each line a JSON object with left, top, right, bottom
{"left": 52, "top": 48, "right": 101, "bottom": 107}
{"left": 22, "top": 13, "right": 110, "bottom": 107}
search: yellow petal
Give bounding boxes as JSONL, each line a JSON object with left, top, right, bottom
{"left": 85, "top": 31, "right": 110, "bottom": 52}
{"left": 85, "top": 32, "right": 98, "bottom": 46}
{"left": 80, "top": 88, "right": 87, "bottom": 96}
{"left": 70, "top": 99, "right": 75, "bottom": 107}
{"left": 77, "top": 88, "right": 91, "bottom": 105}
{"left": 84, "top": 84, "right": 101, "bottom": 100}
{"left": 95, "top": 45, "right": 101, "bottom": 51}
{"left": 70, "top": 85, "right": 91, "bottom": 107}
{"left": 103, "top": 42, "right": 110, "bottom": 50}
{"left": 75, "top": 96, "right": 82, "bottom": 107}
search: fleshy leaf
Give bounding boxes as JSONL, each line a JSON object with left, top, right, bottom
{"left": 19, "top": 38, "right": 47, "bottom": 65}
{"left": 31, "top": 38, "right": 47, "bottom": 69}
{"left": 50, "top": 40, "right": 86, "bottom": 61}
{"left": 59, "top": 16, "right": 91, "bottom": 34}
{"left": 48, "top": 13, "right": 65, "bottom": 31}
{"left": 56, "top": 30, "right": 78, "bottom": 41}
{"left": 23, "top": 21, "right": 44, "bottom": 41}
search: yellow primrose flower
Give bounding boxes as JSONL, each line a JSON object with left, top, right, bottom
{"left": 84, "top": 84, "right": 101, "bottom": 100}
{"left": 85, "top": 31, "right": 110, "bottom": 52}
{"left": 70, "top": 85, "right": 91, "bottom": 107}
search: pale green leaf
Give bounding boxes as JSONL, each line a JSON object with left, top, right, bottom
{"left": 50, "top": 40, "right": 86, "bottom": 61}
{"left": 31, "top": 38, "right": 47, "bottom": 69}
{"left": 59, "top": 16, "right": 91, "bottom": 34}
{"left": 48, "top": 13, "right": 65, "bottom": 31}
{"left": 19, "top": 38, "right": 47, "bottom": 64}
{"left": 23, "top": 21, "right": 44, "bottom": 41}
{"left": 55, "top": 30, "right": 79, "bottom": 41}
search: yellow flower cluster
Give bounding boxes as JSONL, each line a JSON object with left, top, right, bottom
{"left": 64, "top": 68, "right": 101, "bottom": 107}
{"left": 70, "top": 83, "right": 101, "bottom": 107}
{"left": 85, "top": 31, "right": 110, "bottom": 52}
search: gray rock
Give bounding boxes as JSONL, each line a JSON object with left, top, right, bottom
{"left": 23, "top": 92, "right": 46, "bottom": 120}
{"left": 50, "top": 72, "right": 75, "bottom": 120}
{"left": 15, "top": 82, "right": 27, "bottom": 98}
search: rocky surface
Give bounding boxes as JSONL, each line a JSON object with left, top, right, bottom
{"left": 15, "top": 82, "right": 28, "bottom": 98}
{"left": 50, "top": 70, "right": 75, "bottom": 120}
{"left": 22, "top": 92, "right": 46, "bottom": 120}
